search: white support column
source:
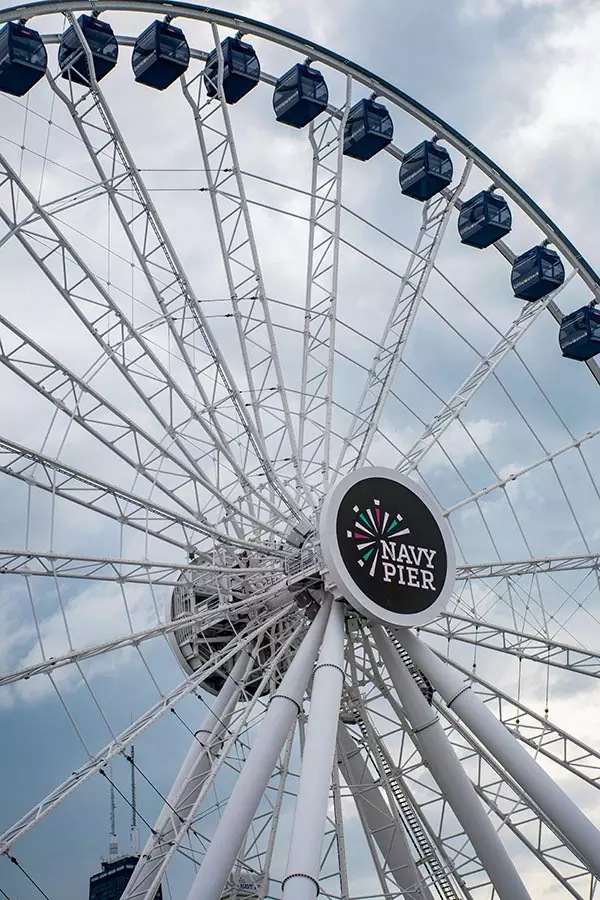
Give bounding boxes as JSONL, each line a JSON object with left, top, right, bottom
{"left": 337, "top": 725, "right": 434, "bottom": 900}
{"left": 396, "top": 627, "right": 600, "bottom": 879}
{"left": 371, "top": 625, "right": 532, "bottom": 900}
{"left": 186, "top": 598, "right": 332, "bottom": 900}
{"left": 121, "top": 650, "right": 251, "bottom": 900}
{"left": 282, "top": 601, "right": 345, "bottom": 900}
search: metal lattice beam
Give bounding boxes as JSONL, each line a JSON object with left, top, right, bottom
{"left": 420, "top": 612, "right": 600, "bottom": 677}
{"left": 0, "top": 602, "right": 296, "bottom": 856}
{"left": 337, "top": 159, "right": 472, "bottom": 475}
{"left": 298, "top": 80, "right": 350, "bottom": 493}
{"left": 0, "top": 591, "right": 287, "bottom": 686}
{"left": 0, "top": 313, "right": 281, "bottom": 540}
{"left": 0, "top": 151, "right": 293, "bottom": 541}
{"left": 0, "top": 436, "right": 279, "bottom": 553}
{"left": 397, "top": 274, "right": 573, "bottom": 476}
{"left": 0, "top": 548, "right": 279, "bottom": 585}
{"left": 181, "top": 25, "right": 312, "bottom": 513}
{"left": 455, "top": 553, "right": 600, "bottom": 579}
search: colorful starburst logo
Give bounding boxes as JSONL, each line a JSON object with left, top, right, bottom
{"left": 346, "top": 497, "right": 410, "bottom": 578}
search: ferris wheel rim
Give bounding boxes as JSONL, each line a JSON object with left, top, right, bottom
{"left": 1, "top": 0, "right": 599, "bottom": 302}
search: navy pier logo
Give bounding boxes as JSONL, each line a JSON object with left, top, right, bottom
{"left": 348, "top": 498, "right": 437, "bottom": 591}
{"left": 335, "top": 476, "right": 448, "bottom": 616}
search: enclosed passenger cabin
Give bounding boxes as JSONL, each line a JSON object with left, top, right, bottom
{"left": 58, "top": 14, "right": 118, "bottom": 85}
{"left": 343, "top": 98, "right": 393, "bottom": 161}
{"left": 399, "top": 141, "right": 453, "bottom": 201}
{"left": 0, "top": 22, "right": 47, "bottom": 97}
{"left": 559, "top": 306, "right": 600, "bottom": 361}
{"left": 132, "top": 20, "right": 190, "bottom": 90}
{"left": 511, "top": 245, "right": 565, "bottom": 301}
{"left": 204, "top": 36, "right": 260, "bottom": 104}
{"left": 458, "top": 190, "right": 512, "bottom": 248}
{"left": 273, "top": 63, "right": 328, "bottom": 128}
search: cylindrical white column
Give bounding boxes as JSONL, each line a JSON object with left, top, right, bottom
{"left": 372, "top": 624, "right": 532, "bottom": 900}
{"left": 337, "top": 724, "right": 433, "bottom": 900}
{"left": 283, "top": 600, "right": 345, "bottom": 900}
{"left": 122, "top": 650, "right": 251, "bottom": 900}
{"left": 396, "top": 627, "right": 600, "bottom": 878}
{"left": 186, "top": 598, "right": 332, "bottom": 900}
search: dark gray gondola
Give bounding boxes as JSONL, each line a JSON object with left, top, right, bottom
{"left": 204, "top": 36, "right": 260, "bottom": 104}
{"left": 343, "top": 98, "right": 393, "bottom": 161}
{"left": 399, "top": 140, "right": 453, "bottom": 201}
{"left": 273, "top": 63, "right": 328, "bottom": 128}
{"left": 0, "top": 22, "right": 47, "bottom": 97}
{"left": 58, "top": 14, "right": 118, "bottom": 86}
{"left": 559, "top": 306, "right": 600, "bottom": 361}
{"left": 458, "top": 190, "right": 512, "bottom": 248}
{"left": 511, "top": 245, "right": 565, "bottom": 302}
{"left": 132, "top": 20, "right": 190, "bottom": 90}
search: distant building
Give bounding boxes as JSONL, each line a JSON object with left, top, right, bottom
{"left": 88, "top": 855, "right": 163, "bottom": 900}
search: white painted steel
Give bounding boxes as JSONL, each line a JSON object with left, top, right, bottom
{"left": 282, "top": 600, "right": 345, "bottom": 900}
{"left": 339, "top": 159, "right": 473, "bottom": 474}
{"left": 337, "top": 724, "right": 433, "bottom": 900}
{"left": 186, "top": 598, "right": 331, "bottom": 900}
{"left": 397, "top": 628, "right": 600, "bottom": 878}
{"left": 1, "top": 5, "right": 600, "bottom": 896}
{"left": 120, "top": 650, "right": 251, "bottom": 900}
{"left": 372, "top": 624, "right": 533, "bottom": 900}
{"left": 0, "top": 604, "right": 292, "bottom": 855}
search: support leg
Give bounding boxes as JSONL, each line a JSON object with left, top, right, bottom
{"left": 283, "top": 600, "right": 345, "bottom": 900}
{"left": 372, "top": 624, "right": 532, "bottom": 900}
{"left": 395, "top": 627, "right": 600, "bottom": 879}
{"left": 186, "top": 598, "right": 332, "bottom": 900}
{"left": 121, "top": 650, "right": 251, "bottom": 900}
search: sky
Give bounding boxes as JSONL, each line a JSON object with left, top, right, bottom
{"left": 2, "top": 0, "right": 600, "bottom": 898}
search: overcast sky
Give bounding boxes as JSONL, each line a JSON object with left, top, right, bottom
{"left": 2, "top": 1, "right": 600, "bottom": 898}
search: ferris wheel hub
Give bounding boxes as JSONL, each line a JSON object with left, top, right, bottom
{"left": 319, "top": 467, "right": 456, "bottom": 627}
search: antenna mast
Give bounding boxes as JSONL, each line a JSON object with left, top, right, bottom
{"left": 130, "top": 745, "right": 140, "bottom": 855}
{"left": 108, "top": 764, "right": 119, "bottom": 860}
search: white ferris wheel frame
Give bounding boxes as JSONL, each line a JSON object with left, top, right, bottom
{"left": 1, "top": 5, "right": 600, "bottom": 900}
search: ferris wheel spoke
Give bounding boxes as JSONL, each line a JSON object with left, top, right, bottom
{"left": 0, "top": 435, "right": 276, "bottom": 552}
{"left": 397, "top": 270, "right": 575, "bottom": 476}
{"left": 456, "top": 553, "right": 600, "bottom": 579}
{"left": 445, "top": 422, "right": 600, "bottom": 517}
{"left": 436, "top": 652, "right": 600, "bottom": 790}
{"left": 122, "top": 615, "right": 305, "bottom": 900}
{"left": 0, "top": 548, "right": 280, "bottom": 585}
{"left": 434, "top": 701, "right": 596, "bottom": 900}
{"left": 180, "top": 25, "right": 312, "bottom": 515}
{"left": 419, "top": 612, "right": 600, "bottom": 677}
{"left": 337, "top": 158, "right": 473, "bottom": 477}
{"left": 119, "top": 649, "right": 255, "bottom": 900}
{"left": 53, "top": 14, "right": 295, "bottom": 506}
{"left": 298, "top": 81, "right": 351, "bottom": 495}
{"left": 0, "top": 600, "right": 293, "bottom": 857}
{"left": 0, "top": 587, "right": 278, "bottom": 687}
{"left": 0, "top": 314, "right": 285, "bottom": 539}
{"left": 0, "top": 151, "right": 301, "bottom": 536}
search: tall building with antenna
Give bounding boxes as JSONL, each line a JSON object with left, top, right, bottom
{"left": 88, "top": 748, "right": 163, "bottom": 900}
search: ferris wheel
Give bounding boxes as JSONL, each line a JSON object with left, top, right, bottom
{"left": 2, "top": 3, "right": 600, "bottom": 899}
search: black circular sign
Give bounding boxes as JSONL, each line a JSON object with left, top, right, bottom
{"left": 335, "top": 476, "right": 447, "bottom": 614}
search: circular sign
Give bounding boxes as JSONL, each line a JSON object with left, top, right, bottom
{"left": 319, "top": 467, "right": 455, "bottom": 626}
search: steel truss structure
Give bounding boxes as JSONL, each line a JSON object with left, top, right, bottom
{"left": 1, "top": 5, "right": 600, "bottom": 900}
